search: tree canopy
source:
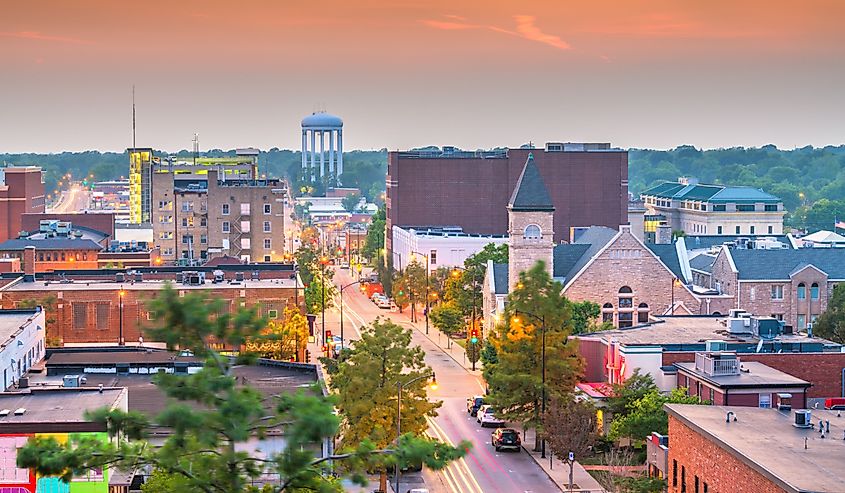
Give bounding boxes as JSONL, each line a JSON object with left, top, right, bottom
{"left": 813, "top": 283, "right": 845, "bottom": 343}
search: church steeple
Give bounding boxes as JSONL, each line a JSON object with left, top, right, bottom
{"left": 508, "top": 153, "right": 554, "bottom": 212}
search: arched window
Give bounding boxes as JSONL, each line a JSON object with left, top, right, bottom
{"left": 618, "top": 286, "right": 633, "bottom": 309}
{"left": 797, "top": 283, "right": 806, "bottom": 300}
{"left": 602, "top": 303, "right": 614, "bottom": 323}
{"left": 811, "top": 283, "right": 820, "bottom": 300}
{"left": 637, "top": 303, "right": 649, "bottom": 324}
{"left": 523, "top": 224, "right": 542, "bottom": 240}
{"left": 618, "top": 286, "right": 633, "bottom": 294}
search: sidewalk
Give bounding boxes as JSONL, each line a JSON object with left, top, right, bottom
{"left": 391, "top": 306, "right": 483, "bottom": 376}
{"left": 520, "top": 429, "right": 607, "bottom": 493}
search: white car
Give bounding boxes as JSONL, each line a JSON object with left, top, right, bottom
{"left": 476, "top": 405, "right": 505, "bottom": 428}
{"left": 376, "top": 297, "right": 392, "bottom": 309}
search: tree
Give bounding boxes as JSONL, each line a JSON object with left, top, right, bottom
{"left": 543, "top": 396, "right": 597, "bottom": 460}
{"left": 447, "top": 243, "right": 508, "bottom": 318}
{"left": 813, "top": 283, "right": 845, "bottom": 343}
{"left": 326, "top": 318, "right": 464, "bottom": 491}
{"left": 243, "top": 306, "right": 308, "bottom": 361}
{"left": 485, "top": 261, "right": 584, "bottom": 451}
{"left": 362, "top": 207, "right": 385, "bottom": 262}
{"left": 570, "top": 300, "right": 607, "bottom": 335}
{"left": 401, "top": 260, "right": 427, "bottom": 323}
{"left": 141, "top": 469, "right": 191, "bottom": 492}
{"left": 17, "top": 284, "right": 464, "bottom": 493}
{"left": 341, "top": 192, "right": 362, "bottom": 213}
{"left": 609, "top": 387, "right": 703, "bottom": 442}
{"left": 17, "top": 294, "right": 61, "bottom": 346}
{"left": 304, "top": 270, "right": 336, "bottom": 315}
{"left": 429, "top": 303, "right": 464, "bottom": 345}
{"left": 606, "top": 370, "right": 658, "bottom": 418}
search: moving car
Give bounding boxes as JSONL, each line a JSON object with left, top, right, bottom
{"left": 476, "top": 405, "right": 505, "bottom": 428}
{"left": 376, "top": 297, "right": 392, "bottom": 309}
{"left": 466, "top": 396, "right": 484, "bottom": 416}
{"left": 491, "top": 428, "right": 521, "bottom": 452}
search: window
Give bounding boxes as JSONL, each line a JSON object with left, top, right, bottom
{"left": 771, "top": 285, "right": 783, "bottom": 300}
{"left": 241, "top": 220, "right": 250, "bottom": 233}
{"left": 264, "top": 255, "right": 271, "bottom": 262}
{"left": 182, "top": 217, "right": 194, "bottom": 227}
{"left": 523, "top": 224, "right": 542, "bottom": 239}
{"left": 672, "top": 460, "right": 678, "bottom": 487}
{"left": 772, "top": 313, "right": 784, "bottom": 321}
{"left": 264, "top": 238, "right": 271, "bottom": 249}
{"left": 709, "top": 388, "right": 715, "bottom": 403}
{"left": 737, "top": 204, "right": 755, "bottom": 212}
{"left": 73, "top": 303, "right": 87, "bottom": 329}
{"left": 96, "top": 304, "right": 109, "bottom": 330}
{"left": 200, "top": 217, "right": 207, "bottom": 227}
{"left": 797, "top": 283, "right": 806, "bottom": 300}
{"left": 0, "top": 436, "right": 30, "bottom": 483}
{"left": 222, "top": 204, "right": 230, "bottom": 215}
{"left": 263, "top": 221, "right": 271, "bottom": 233}
{"left": 681, "top": 465, "right": 686, "bottom": 493}
{"left": 200, "top": 234, "right": 207, "bottom": 244}
{"left": 695, "top": 476, "right": 700, "bottom": 493}
{"left": 811, "top": 283, "right": 819, "bottom": 300}
{"left": 430, "top": 250, "right": 437, "bottom": 265}
{"left": 159, "top": 232, "right": 173, "bottom": 240}
{"left": 222, "top": 221, "right": 230, "bottom": 233}
{"left": 768, "top": 225, "right": 773, "bottom": 234}
{"left": 717, "top": 226, "right": 723, "bottom": 235}
{"left": 735, "top": 225, "right": 741, "bottom": 234}
{"left": 765, "top": 204, "right": 778, "bottom": 211}
{"left": 618, "top": 312, "right": 633, "bottom": 328}
{"left": 759, "top": 393, "right": 772, "bottom": 408}
{"left": 713, "top": 204, "right": 726, "bottom": 211}
{"left": 750, "top": 225, "right": 756, "bottom": 234}
{"left": 240, "top": 203, "right": 250, "bottom": 215}
{"left": 182, "top": 234, "right": 193, "bottom": 245}
{"left": 637, "top": 303, "right": 649, "bottom": 324}
{"left": 602, "top": 303, "right": 614, "bottom": 323}
{"left": 618, "top": 286, "right": 633, "bottom": 309}
{"left": 703, "top": 482, "right": 708, "bottom": 493}
{"left": 147, "top": 311, "right": 157, "bottom": 321}
{"left": 797, "top": 314, "right": 806, "bottom": 329}
{"left": 268, "top": 309, "right": 278, "bottom": 319}
{"left": 182, "top": 201, "right": 193, "bottom": 212}
{"left": 264, "top": 203, "right": 271, "bottom": 215}
{"left": 241, "top": 238, "right": 251, "bottom": 249}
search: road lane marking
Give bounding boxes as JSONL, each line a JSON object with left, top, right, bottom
{"left": 427, "top": 417, "right": 484, "bottom": 493}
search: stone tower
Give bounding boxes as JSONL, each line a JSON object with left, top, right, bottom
{"left": 507, "top": 153, "right": 555, "bottom": 288}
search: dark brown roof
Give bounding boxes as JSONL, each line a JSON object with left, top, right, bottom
{"left": 46, "top": 350, "right": 201, "bottom": 366}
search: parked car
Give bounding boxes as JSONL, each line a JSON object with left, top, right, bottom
{"left": 376, "top": 297, "right": 392, "bottom": 309}
{"left": 476, "top": 405, "right": 505, "bottom": 428}
{"left": 371, "top": 292, "right": 385, "bottom": 302}
{"left": 491, "top": 428, "right": 521, "bottom": 452}
{"left": 466, "top": 396, "right": 484, "bottom": 416}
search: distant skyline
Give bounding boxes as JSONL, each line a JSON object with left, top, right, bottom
{"left": 2, "top": 0, "right": 844, "bottom": 153}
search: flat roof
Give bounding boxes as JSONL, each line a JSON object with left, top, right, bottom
{"left": 0, "top": 308, "right": 41, "bottom": 348}
{"left": 0, "top": 388, "right": 124, "bottom": 424}
{"left": 6, "top": 278, "right": 297, "bottom": 292}
{"left": 46, "top": 350, "right": 201, "bottom": 367}
{"left": 674, "top": 361, "right": 810, "bottom": 389}
{"left": 665, "top": 404, "right": 845, "bottom": 493}
{"left": 577, "top": 316, "right": 833, "bottom": 347}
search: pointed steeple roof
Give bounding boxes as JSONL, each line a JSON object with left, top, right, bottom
{"left": 508, "top": 153, "right": 555, "bottom": 211}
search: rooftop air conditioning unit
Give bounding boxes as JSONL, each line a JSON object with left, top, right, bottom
{"left": 794, "top": 410, "right": 812, "bottom": 428}
{"left": 705, "top": 340, "right": 728, "bottom": 352}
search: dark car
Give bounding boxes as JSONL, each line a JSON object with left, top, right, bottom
{"left": 466, "top": 396, "right": 484, "bottom": 416}
{"left": 491, "top": 428, "right": 521, "bottom": 452}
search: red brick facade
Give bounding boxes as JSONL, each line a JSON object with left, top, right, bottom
{"left": 664, "top": 351, "right": 845, "bottom": 399}
{"left": 0, "top": 167, "right": 45, "bottom": 243}
{"left": 667, "top": 415, "right": 783, "bottom": 493}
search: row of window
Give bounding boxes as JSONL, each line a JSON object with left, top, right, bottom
{"left": 768, "top": 283, "right": 821, "bottom": 300}
{"left": 672, "top": 460, "right": 708, "bottom": 493}
{"left": 221, "top": 203, "right": 273, "bottom": 215}
{"left": 159, "top": 202, "right": 274, "bottom": 215}
{"left": 600, "top": 287, "right": 649, "bottom": 327}
{"left": 37, "top": 251, "right": 89, "bottom": 262}
{"left": 714, "top": 225, "right": 775, "bottom": 235}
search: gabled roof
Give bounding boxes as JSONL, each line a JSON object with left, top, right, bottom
{"left": 689, "top": 253, "right": 717, "bottom": 273}
{"left": 553, "top": 243, "right": 591, "bottom": 281}
{"left": 508, "top": 153, "right": 554, "bottom": 212}
{"left": 0, "top": 238, "right": 103, "bottom": 251}
{"left": 646, "top": 243, "right": 685, "bottom": 280}
{"left": 492, "top": 263, "right": 509, "bottom": 295}
{"left": 683, "top": 235, "right": 793, "bottom": 251}
{"left": 801, "top": 230, "right": 845, "bottom": 244}
{"left": 730, "top": 249, "right": 845, "bottom": 280}
{"left": 558, "top": 226, "right": 619, "bottom": 281}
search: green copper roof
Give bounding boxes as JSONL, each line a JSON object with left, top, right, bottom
{"left": 642, "top": 181, "right": 781, "bottom": 204}
{"left": 508, "top": 153, "right": 555, "bottom": 211}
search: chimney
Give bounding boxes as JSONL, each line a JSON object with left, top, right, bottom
{"left": 23, "top": 246, "right": 36, "bottom": 282}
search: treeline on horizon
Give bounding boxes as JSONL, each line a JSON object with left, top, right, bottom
{"left": 3, "top": 144, "right": 845, "bottom": 231}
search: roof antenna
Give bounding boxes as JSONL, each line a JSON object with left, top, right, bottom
{"left": 132, "top": 85, "right": 136, "bottom": 149}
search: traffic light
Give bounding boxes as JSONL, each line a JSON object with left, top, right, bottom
{"left": 321, "top": 345, "right": 327, "bottom": 353}
{"left": 470, "top": 327, "right": 479, "bottom": 344}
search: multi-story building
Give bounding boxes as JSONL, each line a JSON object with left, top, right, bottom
{"left": 641, "top": 177, "right": 784, "bottom": 237}
{"left": 152, "top": 169, "right": 286, "bottom": 263}
{"left": 665, "top": 404, "right": 845, "bottom": 493}
{"left": 392, "top": 226, "right": 507, "bottom": 274}
{"left": 0, "top": 307, "right": 46, "bottom": 391}
{"left": 0, "top": 166, "right": 45, "bottom": 243}
{"left": 386, "top": 143, "right": 628, "bottom": 256}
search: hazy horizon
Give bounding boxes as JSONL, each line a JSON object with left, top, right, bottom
{"left": 2, "top": 1, "right": 844, "bottom": 153}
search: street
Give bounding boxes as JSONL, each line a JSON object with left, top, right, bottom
{"left": 327, "top": 268, "right": 559, "bottom": 493}
{"left": 49, "top": 183, "right": 89, "bottom": 213}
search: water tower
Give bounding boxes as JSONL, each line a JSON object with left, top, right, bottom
{"left": 301, "top": 112, "right": 343, "bottom": 185}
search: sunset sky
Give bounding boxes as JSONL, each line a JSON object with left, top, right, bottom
{"left": 2, "top": 0, "right": 844, "bottom": 153}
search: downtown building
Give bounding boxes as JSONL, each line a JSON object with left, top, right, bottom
{"left": 385, "top": 143, "right": 628, "bottom": 257}
{"left": 0, "top": 167, "right": 45, "bottom": 244}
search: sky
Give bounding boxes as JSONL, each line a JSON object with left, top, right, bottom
{"left": 1, "top": 0, "right": 844, "bottom": 153}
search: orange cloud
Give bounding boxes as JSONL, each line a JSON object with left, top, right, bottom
{"left": 585, "top": 13, "right": 766, "bottom": 39}
{"left": 0, "top": 30, "right": 93, "bottom": 44}
{"left": 422, "top": 14, "right": 571, "bottom": 51}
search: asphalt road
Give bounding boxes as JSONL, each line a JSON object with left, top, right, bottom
{"left": 330, "top": 268, "right": 558, "bottom": 493}
{"left": 49, "top": 184, "right": 89, "bottom": 213}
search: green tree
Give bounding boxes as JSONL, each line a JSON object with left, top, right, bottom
{"left": 813, "top": 283, "right": 845, "bottom": 343}
{"left": 447, "top": 243, "right": 508, "bottom": 318}
{"left": 570, "top": 300, "right": 609, "bottom": 334}
{"left": 141, "top": 469, "right": 191, "bottom": 492}
{"left": 402, "top": 260, "right": 427, "bottom": 323}
{"left": 17, "top": 295, "right": 61, "bottom": 346}
{"left": 362, "top": 207, "right": 385, "bottom": 262}
{"left": 341, "top": 192, "right": 362, "bottom": 213}
{"left": 543, "top": 396, "right": 597, "bottom": 470}
{"left": 485, "top": 261, "right": 584, "bottom": 451}
{"left": 17, "top": 285, "right": 463, "bottom": 493}
{"left": 304, "top": 270, "right": 336, "bottom": 315}
{"left": 606, "top": 370, "right": 659, "bottom": 418}
{"left": 609, "top": 388, "right": 703, "bottom": 442}
{"left": 244, "top": 306, "right": 309, "bottom": 361}
{"left": 326, "top": 318, "right": 465, "bottom": 491}
{"left": 429, "top": 303, "right": 464, "bottom": 346}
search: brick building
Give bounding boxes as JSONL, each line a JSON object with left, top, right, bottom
{"left": 152, "top": 169, "right": 286, "bottom": 263}
{"left": 21, "top": 212, "right": 115, "bottom": 240}
{"left": 0, "top": 265, "right": 301, "bottom": 346}
{"left": 665, "top": 404, "right": 845, "bottom": 493}
{"left": 0, "top": 239, "right": 102, "bottom": 272}
{"left": 705, "top": 246, "right": 845, "bottom": 331}
{"left": 386, "top": 143, "right": 628, "bottom": 256}
{"left": 0, "top": 167, "right": 45, "bottom": 243}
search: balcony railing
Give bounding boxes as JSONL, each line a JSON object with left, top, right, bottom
{"left": 695, "top": 352, "right": 739, "bottom": 376}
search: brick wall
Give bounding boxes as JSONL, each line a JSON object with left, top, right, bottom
{"left": 564, "top": 230, "right": 700, "bottom": 322}
{"left": 664, "top": 351, "right": 845, "bottom": 399}
{"left": 667, "top": 415, "right": 782, "bottom": 493}
{"left": 508, "top": 210, "right": 554, "bottom": 288}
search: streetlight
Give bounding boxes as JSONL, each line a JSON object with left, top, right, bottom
{"left": 410, "top": 251, "right": 430, "bottom": 334}
{"left": 451, "top": 266, "right": 479, "bottom": 356}
{"left": 670, "top": 277, "right": 682, "bottom": 315}
{"left": 320, "top": 256, "right": 329, "bottom": 353}
{"left": 339, "top": 280, "right": 362, "bottom": 352}
{"left": 118, "top": 288, "right": 126, "bottom": 346}
{"left": 395, "top": 371, "right": 437, "bottom": 493}
{"left": 512, "top": 309, "right": 547, "bottom": 458}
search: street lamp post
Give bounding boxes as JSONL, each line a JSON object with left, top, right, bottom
{"left": 410, "top": 251, "right": 430, "bottom": 334}
{"left": 118, "top": 288, "right": 126, "bottom": 346}
{"left": 514, "top": 309, "right": 547, "bottom": 458}
{"left": 395, "top": 371, "right": 437, "bottom": 493}
{"left": 339, "top": 280, "right": 362, "bottom": 352}
{"left": 320, "top": 256, "right": 329, "bottom": 352}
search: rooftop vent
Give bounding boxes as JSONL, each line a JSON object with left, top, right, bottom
{"left": 0, "top": 409, "right": 9, "bottom": 417}
{"left": 13, "top": 408, "right": 26, "bottom": 416}
{"left": 794, "top": 409, "right": 812, "bottom": 428}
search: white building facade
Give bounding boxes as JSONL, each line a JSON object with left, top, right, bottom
{"left": 391, "top": 226, "right": 507, "bottom": 273}
{"left": 0, "top": 308, "right": 46, "bottom": 390}
{"left": 301, "top": 112, "right": 343, "bottom": 185}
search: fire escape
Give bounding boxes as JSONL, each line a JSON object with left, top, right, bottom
{"left": 230, "top": 202, "right": 250, "bottom": 260}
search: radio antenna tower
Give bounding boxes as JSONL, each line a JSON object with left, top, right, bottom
{"left": 132, "top": 85, "right": 136, "bottom": 148}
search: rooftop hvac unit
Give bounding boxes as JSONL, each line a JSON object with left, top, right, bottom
{"left": 115, "top": 273, "right": 125, "bottom": 283}
{"left": 175, "top": 272, "right": 184, "bottom": 283}
{"left": 134, "top": 272, "right": 143, "bottom": 283}
{"left": 794, "top": 409, "right": 812, "bottom": 428}
{"left": 63, "top": 375, "right": 81, "bottom": 388}
{"left": 235, "top": 272, "right": 244, "bottom": 282}
{"left": 705, "top": 340, "right": 728, "bottom": 352}
{"left": 17, "top": 377, "right": 29, "bottom": 389}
